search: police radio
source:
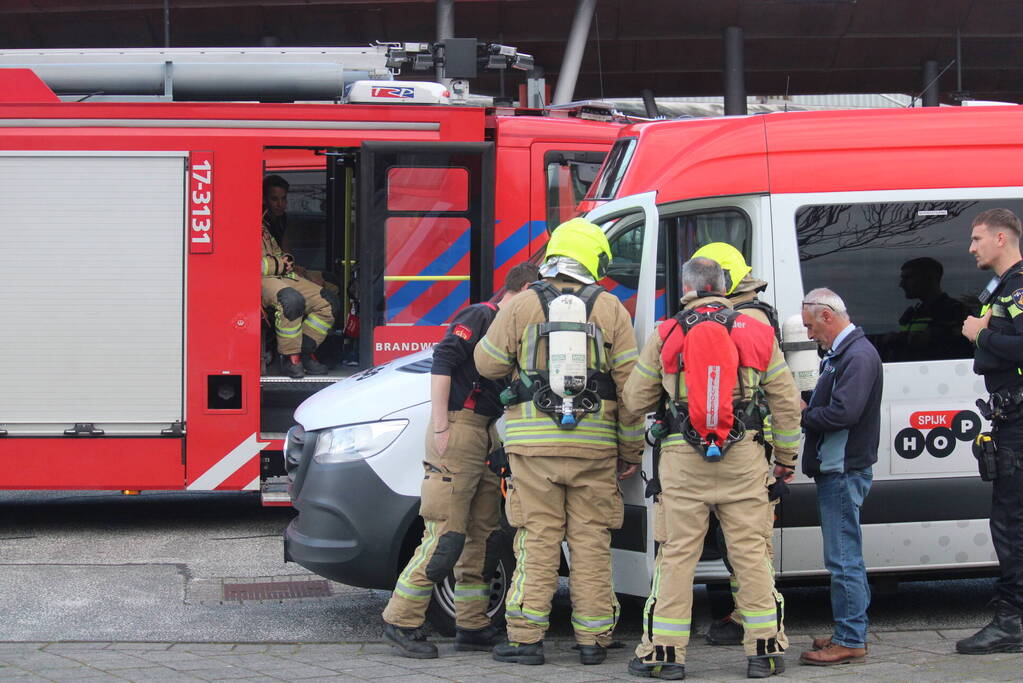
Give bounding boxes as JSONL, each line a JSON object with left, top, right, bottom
{"left": 977, "top": 275, "right": 1001, "bottom": 306}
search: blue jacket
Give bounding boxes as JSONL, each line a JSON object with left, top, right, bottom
{"left": 801, "top": 327, "right": 883, "bottom": 476}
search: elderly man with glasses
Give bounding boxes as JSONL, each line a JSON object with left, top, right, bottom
{"left": 798, "top": 288, "right": 883, "bottom": 667}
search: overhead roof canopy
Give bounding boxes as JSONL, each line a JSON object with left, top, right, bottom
{"left": 2, "top": 0, "right": 1019, "bottom": 103}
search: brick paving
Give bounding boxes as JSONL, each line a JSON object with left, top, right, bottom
{"left": 1, "top": 630, "right": 1021, "bottom": 682}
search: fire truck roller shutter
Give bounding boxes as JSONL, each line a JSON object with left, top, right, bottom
{"left": 0, "top": 151, "right": 186, "bottom": 436}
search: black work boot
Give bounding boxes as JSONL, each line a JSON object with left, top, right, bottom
{"left": 455, "top": 625, "right": 504, "bottom": 652}
{"left": 301, "top": 352, "right": 329, "bottom": 375}
{"left": 280, "top": 354, "right": 305, "bottom": 379}
{"left": 382, "top": 623, "right": 438, "bottom": 659}
{"left": 579, "top": 644, "right": 607, "bottom": 664}
{"left": 492, "top": 640, "right": 544, "bottom": 665}
{"left": 705, "top": 615, "right": 744, "bottom": 646}
{"left": 956, "top": 600, "right": 1023, "bottom": 654}
{"left": 747, "top": 654, "right": 785, "bottom": 678}
{"left": 628, "top": 656, "right": 686, "bottom": 679}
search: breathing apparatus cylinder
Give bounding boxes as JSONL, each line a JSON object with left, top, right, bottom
{"left": 547, "top": 293, "right": 588, "bottom": 426}
{"left": 781, "top": 314, "right": 820, "bottom": 391}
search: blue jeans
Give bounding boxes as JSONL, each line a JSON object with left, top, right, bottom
{"left": 815, "top": 468, "right": 872, "bottom": 648}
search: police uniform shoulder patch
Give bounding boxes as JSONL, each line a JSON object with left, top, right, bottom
{"left": 1013, "top": 289, "right": 1023, "bottom": 307}
{"left": 453, "top": 324, "right": 473, "bottom": 341}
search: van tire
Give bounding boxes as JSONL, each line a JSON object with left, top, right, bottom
{"left": 426, "top": 528, "right": 516, "bottom": 637}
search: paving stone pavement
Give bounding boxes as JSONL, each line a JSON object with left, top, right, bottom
{"left": 0, "top": 630, "right": 1021, "bottom": 682}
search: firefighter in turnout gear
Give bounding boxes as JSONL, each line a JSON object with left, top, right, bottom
{"left": 958, "top": 208, "right": 1023, "bottom": 655}
{"left": 382, "top": 263, "right": 539, "bottom": 659}
{"left": 691, "top": 243, "right": 796, "bottom": 651}
{"left": 261, "top": 211, "right": 334, "bottom": 378}
{"left": 473, "top": 218, "right": 645, "bottom": 667}
{"left": 623, "top": 257, "right": 802, "bottom": 680}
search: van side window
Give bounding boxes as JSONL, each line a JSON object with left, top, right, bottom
{"left": 544, "top": 151, "right": 605, "bottom": 230}
{"left": 600, "top": 217, "right": 665, "bottom": 320}
{"left": 601, "top": 207, "right": 751, "bottom": 321}
{"left": 796, "top": 199, "right": 1023, "bottom": 362}
{"left": 661, "top": 208, "right": 752, "bottom": 318}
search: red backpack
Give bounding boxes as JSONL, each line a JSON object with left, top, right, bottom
{"left": 659, "top": 302, "right": 774, "bottom": 458}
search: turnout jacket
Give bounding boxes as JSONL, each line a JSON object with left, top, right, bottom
{"left": 801, "top": 327, "right": 883, "bottom": 476}
{"left": 725, "top": 278, "right": 798, "bottom": 453}
{"left": 975, "top": 261, "right": 1023, "bottom": 394}
{"left": 261, "top": 217, "right": 295, "bottom": 278}
{"left": 623, "top": 295, "right": 803, "bottom": 467}
{"left": 432, "top": 302, "right": 503, "bottom": 418}
{"left": 728, "top": 277, "right": 773, "bottom": 327}
{"left": 473, "top": 276, "right": 645, "bottom": 463}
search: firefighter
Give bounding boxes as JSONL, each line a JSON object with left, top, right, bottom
{"left": 691, "top": 242, "right": 797, "bottom": 651}
{"left": 261, "top": 212, "right": 334, "bottom": 378}
{"left": 263, "top": 174, "right": 342, "bottom": 309}
{"left": 623, "top": 257, "right": 801, "bottom": 680}
{"left": 262, "top": 174, "right": 290, "bottom": 246}
{"left": 382, "top": 262, "right": 539, "bottom": 659}
{"left": 473, "top": 218, "right": 645, "bottom": 666}
{"left": 958, "top": 208, "right": 1023, "bottom": 655}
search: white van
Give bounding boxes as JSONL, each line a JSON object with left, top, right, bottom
{"left": 286, "top": 105, "right": 1017, "bottom": 630}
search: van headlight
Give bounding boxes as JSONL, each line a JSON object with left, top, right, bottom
{"left": 312, "top": 420, "right": 409, "bottom": 464}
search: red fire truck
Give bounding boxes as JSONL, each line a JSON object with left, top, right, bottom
{"left": 0, "top": 53, "right": 621, "bottom": 502}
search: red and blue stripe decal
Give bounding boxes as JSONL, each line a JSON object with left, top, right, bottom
{"left": 384, "top": 219, "right": 665, "bottom": 327}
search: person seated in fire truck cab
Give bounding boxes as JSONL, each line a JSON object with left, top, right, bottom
{"left": 261, "top": 210, "right": 335, "bottom": 379}
{"left": 263, "top": 175, "right": 341, "bottom": 305}
{"left": 263, "top": 174, "right": 290, "bottom": 246}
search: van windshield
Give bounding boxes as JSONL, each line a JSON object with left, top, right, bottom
{"left": 586, "top": 138, "right": 637, "bottom": 201}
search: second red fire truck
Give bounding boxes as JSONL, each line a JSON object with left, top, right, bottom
{"left": 0, "top": 48, "right": 623, "bottom": 502}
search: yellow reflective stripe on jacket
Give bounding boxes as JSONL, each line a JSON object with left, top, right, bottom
{"left": 505, "top": 417, "right": 618, "bottom": 447}
{"left": 771, "top": 426, "right": 802, "bottom": 449}
{"left": 634, "top": 361, "right": 659, "bottom": 380}
{"left": 505, "top": 417, "right": 616, "bottom": 433}
{"left": 610, "top": 347, "right": 638, "bottom": 366}
{"left": 618, "top": 421, "right": 646, "bottom": 444}
{"left": 662, "top": 433, "right": 689, "bottom": 447}
{"left": 763, "top": 360, "right": 787, "bottom": 382}
{"left": 479, "top": 336, "right": 512, "bottom": 364}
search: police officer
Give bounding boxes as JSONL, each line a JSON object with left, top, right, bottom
{"left": 261, "top": 211, "right": 335, "bottom": 378}
{"left": 474, "top": 218, "right": 645, "bottom": 666}
{"left": 691, "top": 243, "right": 798, "bottom": 651}
{"left": 622, "top": 257, "right": 802, "bottom": 680}
{"left": 382, "top": 262, "right": 539, "bottom": 659}
{"left": 958, "top": 208, "right": 1023, "bottom": 654}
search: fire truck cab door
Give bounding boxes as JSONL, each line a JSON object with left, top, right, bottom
{"left": 356, "top": 142, "right": 495, "bottom": 368}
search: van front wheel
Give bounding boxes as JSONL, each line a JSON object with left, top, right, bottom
{"left": 425, "top": 531, "right": 516, "bottom": 636}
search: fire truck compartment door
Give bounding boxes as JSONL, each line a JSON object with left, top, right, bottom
{"left": 0, "top": 151, "right": 185, "bottom": 436}
{"left": 356, "top": 142, "right": 495, "bottom": 368}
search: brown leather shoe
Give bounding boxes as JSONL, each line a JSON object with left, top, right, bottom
{"left": 811, "top": 637, "right": 832, "bottom": 650}
{"left": 811, "top": 637, "right": 868, "bottom": 653}
{"left": 799, "top": 643, "right": 866, "bottom": 666}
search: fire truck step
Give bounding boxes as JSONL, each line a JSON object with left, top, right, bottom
{"left": 261, "top": 475, "right": 291, "bottom": 507}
